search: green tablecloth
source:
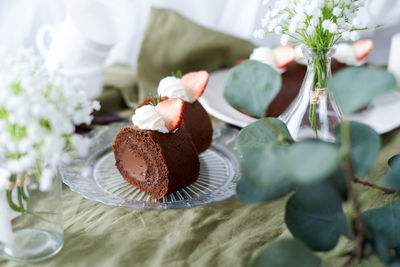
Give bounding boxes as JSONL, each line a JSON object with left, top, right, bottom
{"left": 1, "top": 128, "right": 399, "bottom": 267}
{"left": 1, "top": 8, "right": 400, "bottom": 267}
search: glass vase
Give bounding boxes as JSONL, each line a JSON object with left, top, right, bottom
{"left": 279, "top": 47, "right": 342, "bottom": 142}
{"left": 0, "top": 172, "right": 64, "bottom": 263}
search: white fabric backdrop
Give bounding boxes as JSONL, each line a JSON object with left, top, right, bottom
{"left": 0, "top": 0, "right": 398, "bottom": 66}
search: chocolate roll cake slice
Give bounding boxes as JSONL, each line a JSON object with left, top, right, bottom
{"left": 113, "top": 98, "right": 200, "bottom": 199}
{"left": 113, "top": 125, "right": 199, "bottom": 199}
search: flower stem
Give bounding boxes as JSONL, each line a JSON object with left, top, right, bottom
{"left": 309, "top": 48, "right": 328, "bottom": 138}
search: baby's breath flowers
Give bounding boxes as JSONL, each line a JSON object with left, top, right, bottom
{"left": 0, "top": 49, "right": 100, "bottom": 212}
{"left": 255, "top": 0, "right": 372, "bottom": 137}
{"left": 256, "top": 0, "right": 370, "bottom": 47}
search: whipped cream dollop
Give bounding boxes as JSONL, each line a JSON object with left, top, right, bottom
{"left": 249, "top": 47, "right": 275, "bottom": 66}
{"left": 157, "top": 76, "right": 190, "bottom": 102}
{"left": 334, "top": 43, "right": 363, "bottom": 66}
{"left": 132, "top": 105, "right": 168, "bottom": 133}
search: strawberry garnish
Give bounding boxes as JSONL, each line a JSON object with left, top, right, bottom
{"left": 155, "top": 98, "right": 184, "bottom": 132}
{"left": 353, "top": 39, "right": 373, "bottom": 61}
{"left": 233, "top": 59, "right": 244, "bottom": 67}
{"left": 181, "top": 70, "right": 209, "bottom": 102}
{"left": 273, "top": 46, "right": 295, "bottom": 69}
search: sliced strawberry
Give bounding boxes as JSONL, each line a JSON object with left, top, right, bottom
{"left": 353, "top": 39, "right": 373, "bottom": 61}
{"left": 233, "top": 59, "right": 244, "bottom": 67}
{"left": 181, "top": 70, "right": 209, "bottom": 102}
{"left": 273, "top": 46, "right": 295, "bottom": 69}
{"left": 155, "top": 98, "right": 184, "bottom": 132}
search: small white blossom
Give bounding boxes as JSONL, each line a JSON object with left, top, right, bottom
{"left": 329, "top": 23, "right": 338, "bottom": 34}
{"left": 255, "top": 0, "right": 371, "bottom": 46}
{"left": 280, "top": 34, "right": 289, "bottom": 45}
{"left": 0, "top": 49, "right": 100, "bottom": 191}
{"left": 350, "top": 31, "right": 360, "bottom": 41}
{"left": 253, "top": 29, "right": 266, "bottom": 39}
{"left": 333, "top": 7, "right": 342, "bottom": 17}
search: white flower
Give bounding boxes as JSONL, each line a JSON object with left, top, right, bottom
{"left": 322, "top": 20, "right": 332, "bottom": 31}
{"left": 274, "top": 26, "right": 283, "bottom": 35}
{"left": 329, "top": 23, "right": 338, "bottom": 34}
{"left": 280, "top": 34, "right": 289, "bottom": 45}
{"left": 257, "top": 0, "right": 371, "bottom": 46}
{"left": 342, "top": 31, "right": 351, "bottom": 40}
{"left": 70, "top": 135, "right": 90, "bottom": 157}
{"left": 350, "top": 31, "right": 360, "bottom": 41}
{"left": 333, "top": 7, "right": 342, "bottom": 17}
{"left": 253, "top": 29, "right": 266, "bottom": 39}
{"left": 0, "top": 48, "right": 100, "bottom": 191}
{"left": 0, "top": 169, "right": 10, "bottom": 190}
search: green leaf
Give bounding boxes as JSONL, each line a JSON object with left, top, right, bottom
{"left": 332, "top": 213, "right": 353, "bottom": 240}
{"left": 285, "top": 180, "right": 344, "bottom": 251}
{"left": 236, "top": 178, "right": 292, "bottom": 204}
{"left": 329, "top": 67, "right": 396, "bottom": 114}
{"left": 385, "top": 155, "right": 400, "bottom": 193}
{"left": 224, "top": 60, "right": 281, "bottom": 117}
{"left": 363, "top": 201, "right": 400, "bottom": 247}
{"left": 240, "top": 145, "right": 292, "bottom": 190}
{"left": 364, "top": 224, "right": 393, "bottom": 264}
{"left": 286, "top": 140, "right": 340, "bottom": 184}
{"left": 329, "top": 168, "right": 348, "bottom": 201}
{"left": 389, "top": 154, "right": 400, "bottom": 168}
{"left": 334, "top": 121, "right": 381, "bottom": 178}
{"left": 251, "top": 239, "right": 321, "bottom": 267}
{"left": 236, "top": 118, "right": 292, "bottom": 154}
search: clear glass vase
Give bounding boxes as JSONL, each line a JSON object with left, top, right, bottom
{"left": 0, "top": 172, "right": 64, "bottom": 263}
{"left": 279, "top": 47, "right": 342, "bottom": 142}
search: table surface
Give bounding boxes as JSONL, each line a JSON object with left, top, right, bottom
{"left": 1, "top": 125, "right": 400, "bottom": 267}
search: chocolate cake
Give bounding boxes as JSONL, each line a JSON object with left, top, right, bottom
{"left": 265, "top": 60, "right": 347, "bottom": 117}
{"left": 181, "top": 101, "right": 212, "bottom": 153}
{"left": 113, "top": 125, "right": 199, "bottom": 199}
{"left": 138, "top": 98, "right": 213, "bottom": 153}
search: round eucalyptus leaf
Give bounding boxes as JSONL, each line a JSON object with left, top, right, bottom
{"left": 285, "top": 181, "right": 343, "bottom": 251}
{"left": 236, "top": 117, "right": 292, "bottom": 154}
{"left": 389, "top": 154, "right": 400, "bottom": 168}
{"left": 224, "top": 60, "right": 281, "bottom": 117}
{"left": 251, "top": 239, "right": 321, "bottom": 267}
{"left": 236, "top": 178, "right": 292, "bottom": 204}
{"left": 240, "top": 145, "right": 291, "bottom": 189}
{"left": 286, "top": 140, "right": 340, "bottom": 184}
{"left": 363, "top": 201, "right": 400, "bottom": 247}
{"left": 385, "top": 155, "right": 400, "bottom": 193}
{"left": 329, "top": 67, "right": 396, "bottom": 114}
{"left": 334, "top": 121, "right": 381, "bottom": 178}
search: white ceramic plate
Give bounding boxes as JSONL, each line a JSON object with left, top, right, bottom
{"left": 199, "top": 68, "right": 400, "bottom": 134}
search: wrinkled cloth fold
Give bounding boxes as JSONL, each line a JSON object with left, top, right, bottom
{"left": 99, "top": 8, "right": 255, "bottom": 112}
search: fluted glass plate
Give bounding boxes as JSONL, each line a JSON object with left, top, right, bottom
{"left": 60, "top": 122, "right": 240, "bottom": 210}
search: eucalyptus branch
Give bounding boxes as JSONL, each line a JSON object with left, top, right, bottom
{"left": 352, "top": 177, "right": 397, "bottom": 195}
{"left": 340, "top": 117, "right": 366, "bottom": 262}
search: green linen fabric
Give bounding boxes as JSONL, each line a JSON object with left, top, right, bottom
{"left": 1, "top": 7, "right": 400, "bottom": 267}
{"left": 1, "top": 129, "right": 399, "bottom": 267}
{"left": 99, "top": 8, "right": 255, "bottom": 112}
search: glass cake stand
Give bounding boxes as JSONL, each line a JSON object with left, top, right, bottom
{"left": 60, "top": 122, "right": 240, "bottom": 209}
